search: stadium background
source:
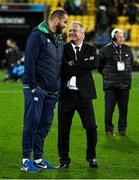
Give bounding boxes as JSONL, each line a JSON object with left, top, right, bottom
{"left": 0, "top": 0, "right": 139, "bottom": 65}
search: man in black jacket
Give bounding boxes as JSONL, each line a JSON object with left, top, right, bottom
{"left": 98, "top": 28, "right": 134, "bottom": 136}
{"left": 58, "top": 21, "right": 98, "bottom": 168}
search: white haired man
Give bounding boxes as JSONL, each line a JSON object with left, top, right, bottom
{"left": 58, "top": 21, "right": 98, "bottom": 168}
{"left": 98, "top": 28, "right": 134, "bottom": 136}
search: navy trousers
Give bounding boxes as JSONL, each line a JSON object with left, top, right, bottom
{"left": 22, "top": 88, "right": 57, "bottom": 160}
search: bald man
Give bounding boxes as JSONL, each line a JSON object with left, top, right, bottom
{"left": 21, "top": 9, "right": 68, "bottom": 172}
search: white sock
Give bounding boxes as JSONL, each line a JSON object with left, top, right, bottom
{"left": 34, "top": 159, "right": 42, "bottom": 163}
{"left": 22, "top": 158, "right": 29, "bottom": 164}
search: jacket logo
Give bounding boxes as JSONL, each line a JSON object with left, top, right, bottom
{"left": 89, "top": 56, "right": 95, "bottom": 60}
{"left": 34, "top": 97, "right": 39, "bottom": 101}
{"left": 47, "top": 39, "right": 51, "bottom": 43}
{"left": 84, "top": 56, "right": 95, "bottom": 61}
{"left": 84, "top": 58, "right": 88, "bottom": 61}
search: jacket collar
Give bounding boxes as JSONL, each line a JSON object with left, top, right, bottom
{"left": 67, "top": 42, "right": 86, "bottom": 60}
{"left": 37, "top": 21, "right": 63, "bottom": 47}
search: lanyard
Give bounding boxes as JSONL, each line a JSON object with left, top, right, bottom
{"left": 112, "top": 44, "right": 122, "bottom": 62}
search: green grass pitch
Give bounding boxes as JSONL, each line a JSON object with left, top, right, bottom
{"left": 0, "top": 71, "right": 139, "bottom": 179}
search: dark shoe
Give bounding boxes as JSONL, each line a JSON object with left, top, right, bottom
{"left": 119, "top": 131, "right": 126, "bottom": 136}
{"left": 88, "top": 159, "right": 98, "bottom": 168}
{"left": 59, "top": 163, "right": 69, "bottom": 169}
{"left": 59, "top": 159, "right": 70, "bottom": 169}
{"left": 106, "top": 131, "right": 115, "bottom": 136}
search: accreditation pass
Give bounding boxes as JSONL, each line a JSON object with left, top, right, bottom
{"left": 117, "top": 61, "right": 125, "bottom": 71}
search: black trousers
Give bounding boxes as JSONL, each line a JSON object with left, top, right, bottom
{"left": 105, "top": 89, "right": 129, "bottom": 132}
{"left": 58, "top": 90, "right": 97, "bottom": 164}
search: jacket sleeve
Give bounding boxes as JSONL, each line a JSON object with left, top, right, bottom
{"left": 76, "top": 48, "right": 97, "bottom": 70}
{"left": 24, "top": 32, "right": 41, "bottom": 89}
{"left": 63, "top": 47, "right": 97, "bottom": 77}
{"left": 129, "top": 47, "right": 134, "bottom": 67}
{"left": 60, "top": 56, "right": 80, "bottom": 80}
{"left": 97, "top": 47, "right": 107, "bottom": 74}
{"left": 60, "top": 47, "right": 82, "bottom": 78}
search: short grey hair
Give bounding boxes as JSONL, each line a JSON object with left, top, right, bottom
{"left": 70, "top": 21, "right": 85, "bottom": 33}
{"left": 111, "top": 28, "right": 123, "bottom": 38}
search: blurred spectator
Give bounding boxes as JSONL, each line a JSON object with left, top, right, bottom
{"left": 80, "top": 0, "right": 88, "bottom": 15}
{"left": 3, "top": 38, "right": 24, "bottom": 82}
{"left": 96, "top": 0, "right": 115, "bottom": 10}
{"left": 117, "top": 0, "right": 126, "bottom": 16}
{"left": 96, "top": 0, "right": 117, "bottom": 25}
{"left": 126, "top": 0, "right": 137, "bottom": 24}
{"left": 107, "top": 1, "right": 117, "bottom": 25}
{"left": 94, "top": 0, "right": 117, "bottom": 48}
{"left": 73, "top": 0, "right": 82, "bottom": 14}
{"left": 64, "top": 0, "right": 87, "bottom": 15}
{"left": 64, "top": 0, "right": 76, "bottom": 15}
{"left": 96, "top": 6, "right": 110, "bottom": 31}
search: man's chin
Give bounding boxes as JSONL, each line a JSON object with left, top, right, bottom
{"left": 56, "top": 26, "right": 63, "bottom": 34}
{"left": 56, "top": 31, "right": 62, "bottom": 34}
{"left": 70, "top": 40, "right": 76, "bottom": 43}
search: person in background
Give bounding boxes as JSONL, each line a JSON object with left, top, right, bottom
{"left": 58, "top": 21, "right": 98, "bottom": 169}
{"left": 117, "top": 0, "right": 126, "bottom": 16}
{"left": 21, "top": 9, "right": 68, "bottom": 172}
{"left": 98, "top": 28, "right": 134, "bottom": 136}
{"left": 126, "top": 0, "right": 137, "bottom": 24}
{"left": 3, "top": 38, "right": 23, "bottom": 82}
{"left": 64, "top": 0, "right": 86, "bottom": 15}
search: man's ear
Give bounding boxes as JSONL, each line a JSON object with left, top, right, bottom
{"left": 54, "top": 17, "right": 59, "bottom": 24}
